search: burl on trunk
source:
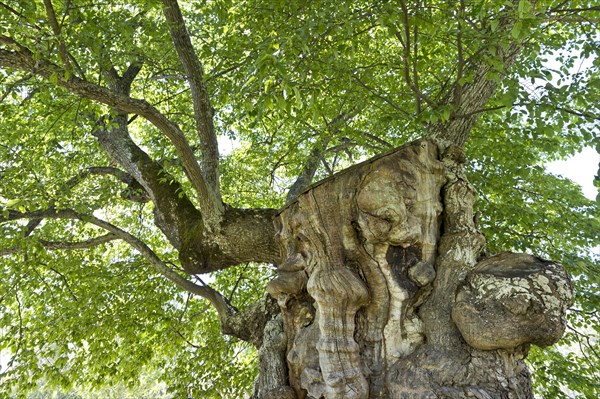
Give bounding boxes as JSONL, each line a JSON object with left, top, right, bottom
{"left": 265, "top": 140, "right": 572, "bottom": 399}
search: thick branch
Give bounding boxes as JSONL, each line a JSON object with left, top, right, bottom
{"left": 0, "top": 41, "right": 223, "bottom": 226}
{"left": 0, "top": 208, "right": 77, "bottom": 223}
{"left": 2, "top": 98, "right": 278, "bottom": 273}
{"left": 161, "top": 0, "right": 221, "bottom": 197}
{"left": 429, "top": 8, "right": 522, "bottom": 148}
{"left": 104, "top": 62, "right": 143, "bottom": 100}
{"left": 286, "top": 143, "right": 328, "bottom": 203}
{"left": 2, "top": 147, "right": 279, "bottom": 274}
{"left": 91, "top": 113, "right": 205, "bottom": 256}
{"left": 87, "top": 65, "right": 219, "bottom": 267}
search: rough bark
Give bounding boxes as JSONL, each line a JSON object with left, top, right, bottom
{"left": 162, "top": 0, "right": 221, "bottom": 196}
{"left": 259, "top": 139, "right": 572, "bottom": 399}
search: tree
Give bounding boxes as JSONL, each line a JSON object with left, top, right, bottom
{"left": 0, "top": 0, "right": 598, "bottom": 398}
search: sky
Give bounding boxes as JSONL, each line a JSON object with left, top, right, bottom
{"left": 546, "top": 147, "right": 599, "bottom": 201}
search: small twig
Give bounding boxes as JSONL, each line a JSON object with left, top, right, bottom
{"left": 175, "top": 329, "right": 204, "bottom": 349}
{"left": 352, "top": 74, "right": 411, "bottom": 116}
{"left": 551, "top": 6, "right": 600, "bottom": 13}
{"left": 48, "top": 266, "right": 79, "bottom": 301}
{"left": 228, "top": 263, "right": 250, "bottom": 303}
{"left": 0, "top": 233, "right": 119, "bottom": 257}
{"left": 0, "top": 74, "right": 33, "bottom": 103}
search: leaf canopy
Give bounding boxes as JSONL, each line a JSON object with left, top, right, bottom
{"left": 0, "top": 0, "right": 598, "bottom": 397}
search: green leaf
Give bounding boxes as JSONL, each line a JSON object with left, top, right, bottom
{"left": 4, "top": 198, "right": 21, "bottom": 207}
{"left": 512, "top": 21, "right": 523, "bottom": 39}
{"left": 490, "top": 19, "right": 499, "bottom": 32}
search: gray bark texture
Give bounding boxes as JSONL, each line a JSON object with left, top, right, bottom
{"left": 255, "top": 139, "right": 572, "bottom": 399}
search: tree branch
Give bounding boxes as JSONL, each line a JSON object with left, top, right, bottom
{"left": 103, "top": 61, "right": 143, "bottom": 100}
{"left": 413, "top": 0, "right": 421, "bottom": 114}
{"left": 0, "top": 1, "right": 43, "bottom": 31}
{"left": 553, "top": 105, "right": 600, "bottom": 122}
{"left": 286, "top": 142, "right": 328, "bottom": 203}
{"left": 0, "top": 74, "right": 33, "bottom": 103}
{"left": 0, "top": 233, "right": 118, "bottom": 256}
{"left": 395, "top": 0, "right": 436, "bottom": 110}
{"left": 550, "top": 6, "right": 600, "bottom": 13}
{"left": 429, "top": 6, "right": 523, "bottom": 148}
{"left": 359, "top": 131, "right": 394, "bottom": 149}
{"left": 81, "top": 213, "right": 237, "bottom": 322}
{"left": 65, "top": 166, "right": 149, "bottom": 202}
{"left": 161, "top": 0, "right": 221, "bottom": 198}
{"left": 0, "top": 208, "right": 238, "bottom": 325}
{"left": 351, "top": 74, "right": 411, "bottom": 116}
{"left": 43, "top": 0, "right": 71, "bottom": 70}
{"left": 286, "top": 113, "right": 356, "bottom": 202}
{"left": 454, "top": 0, "right": 465, "bottom": 108}
{"left": 47, "top": 264, "right": 78, "bottom": 301}
{"left": 0, "top": 40, "right": 224, "bottom": 227}
{"left": 90, "top": 112, "right": 205, "bottom": 255}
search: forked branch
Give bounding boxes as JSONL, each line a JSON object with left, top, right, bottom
{"left": 429, "top": 4, "right": 523, "bottom": 148}
{"left": 0, "top": 40, "right": 224, "bottom": 226}
{"left": 286, "top": 113, "right": 356, "bottom": 202}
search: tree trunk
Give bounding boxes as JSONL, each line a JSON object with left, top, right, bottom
{"left": 257, "top": 139, "right": 572, "bottom": 399}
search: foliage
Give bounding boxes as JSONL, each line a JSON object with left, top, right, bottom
{"left": 12, "top": 368, "right": 173, "bottom": 399}
{"left": 0, "top": 0, "right": 599, "bottom": 397}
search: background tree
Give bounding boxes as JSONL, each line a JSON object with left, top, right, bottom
{"left": 0, "top": 0, "right": 598, "bottom": 398}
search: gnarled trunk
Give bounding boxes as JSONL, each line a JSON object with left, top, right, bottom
{"left": 257, "top": 139, "right": 572, "bottom": 399}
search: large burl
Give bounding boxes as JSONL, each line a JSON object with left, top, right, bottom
{"left": 452, "top": 252, "right": 572, "bottom": 350}
{"left": 265, "top": 139, "right": 573, "bottom": 399}
{"left": 267, "top": 140, "right": 445, "bottom": 399}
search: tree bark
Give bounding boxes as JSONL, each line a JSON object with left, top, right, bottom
{"left": 258, "top": 139, "right": 572, "bottom": 399}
